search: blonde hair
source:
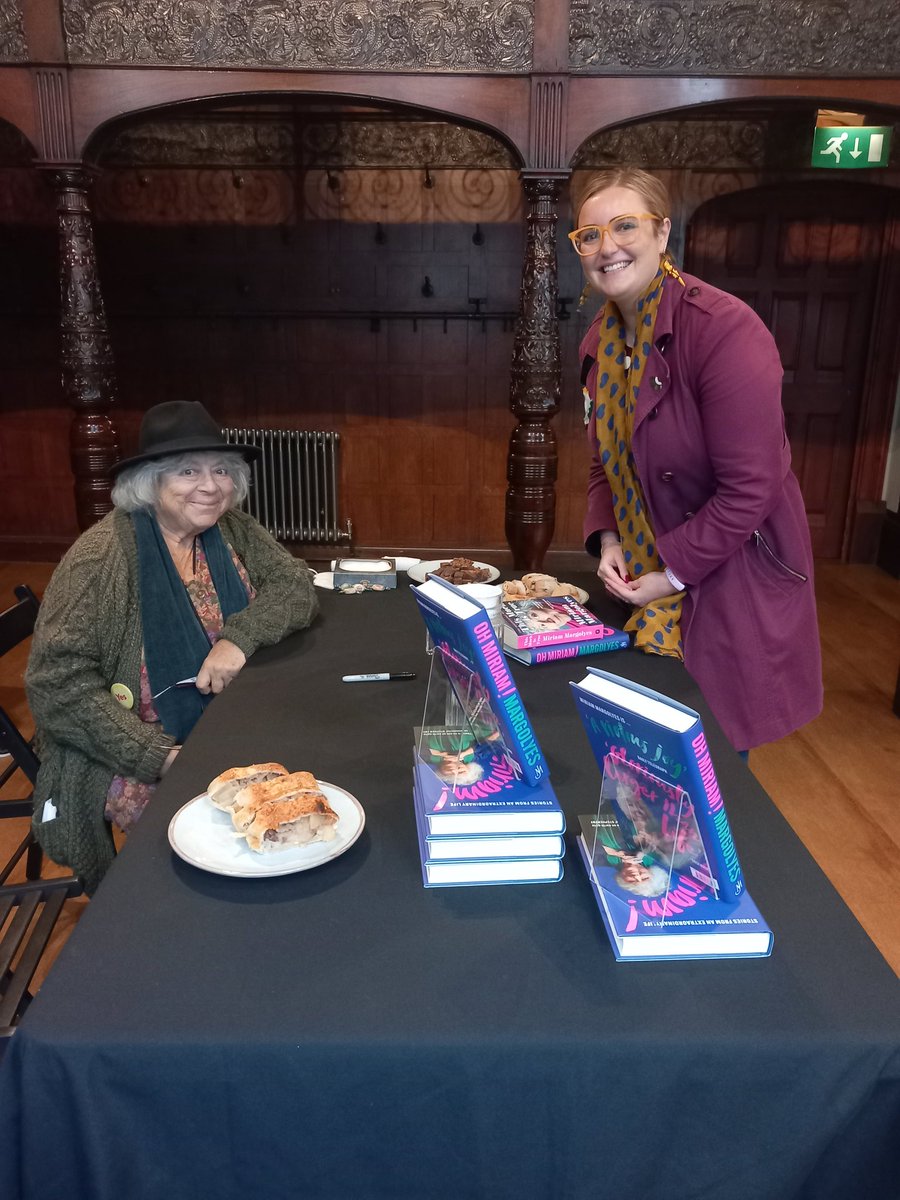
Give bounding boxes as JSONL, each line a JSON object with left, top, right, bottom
{"left": 571, "top": 166, "right": 670, "bottom": 232}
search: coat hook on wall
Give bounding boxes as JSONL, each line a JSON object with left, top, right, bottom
{"left": 375, "top": 222, "right": 387, "bottom": 245}
{"left": 421, "top": 276, "right": 434, "bottom": 298}
{"left": 138, "top": 174, "right": 150, "bottom": 188}
{"left": 423, "top": 166, "right": 434, "bottom": 190}
{"left": 472, "top": 224, "right": 484, "bottom": 246}
{"left": 232, "top": 173, "right": 244, "bottom": 189}
{"left": 326, "top": 170, "right": 341, "bottom": 192}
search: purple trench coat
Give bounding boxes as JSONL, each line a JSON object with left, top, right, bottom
{"left": 581, "top": 271, "right": 823, "bottom": 749}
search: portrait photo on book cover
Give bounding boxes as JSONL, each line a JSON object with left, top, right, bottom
{"left": 422, "top": 728, "right": 486, "bottom": 788}
{"left": 513, "top": 599, "right": 573, "bottom": 635}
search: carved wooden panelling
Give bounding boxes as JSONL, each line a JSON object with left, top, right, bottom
{"left": 91, "top": 165, "right": 522, "bottom": 228}
{"left": 36, "top": 69, "right": 76, "bottom": 162}
{"left": 63, "top": 0, "right": 533, "bottom": 70}
{"left": 0, "top": 0, "right": 27, "bottom": 61}
{"left": 569, "top": 1, "right": 900, "bottom": 75}
{"left": 529, "top": 78, "right": 567, "bottom": 171}
{"left": 573, "top": 116, "right": 900, "bottom": 171}
{"left": 98, "top": 119, "right": 519, "bottom": 169}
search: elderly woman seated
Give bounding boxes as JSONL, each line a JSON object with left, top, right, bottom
{"left": 26, "top": 401, "right": 318, "bottom": 893}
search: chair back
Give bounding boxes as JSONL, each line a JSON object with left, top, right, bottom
{"left": 0, "top": 583, "right": 84, "bottom": 1054}
{"left": 0, "top": 585, "right": 43, "bottom": 880}
{"left": 0, "top": 584, "right": 39, "bottom": 659}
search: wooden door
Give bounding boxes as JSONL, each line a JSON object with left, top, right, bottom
{"left": 686, "top": 183, "right": 889, "bottom": 558}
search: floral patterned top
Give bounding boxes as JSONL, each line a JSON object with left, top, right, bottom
{"left": 104, "top": 542, "right": 254, "bottom": 833}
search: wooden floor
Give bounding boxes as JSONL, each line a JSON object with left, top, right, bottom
{"left": 1, "top": 559, "right": 898, "bottom": 988}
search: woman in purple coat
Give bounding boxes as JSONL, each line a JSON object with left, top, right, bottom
{"left": 571, "top": 167, "right": 822, "bottom": 750}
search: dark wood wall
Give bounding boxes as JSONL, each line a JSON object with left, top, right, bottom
{"left": 2, "top": 0, "right": 900, "bottom": 563}
{"left": 0, "top": 148, "right": 593, "bottom": 558}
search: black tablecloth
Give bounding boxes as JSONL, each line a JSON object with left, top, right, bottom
{"left": 1, "top": 580, "right": 898, "bottom": 1200}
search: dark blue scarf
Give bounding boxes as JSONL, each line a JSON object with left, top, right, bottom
{"left": 133, "top": 510, "right": 249, "bottom": 743}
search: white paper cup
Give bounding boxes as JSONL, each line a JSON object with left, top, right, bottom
{"left": 458, "top": 582, "right": 502, "bottom": 611}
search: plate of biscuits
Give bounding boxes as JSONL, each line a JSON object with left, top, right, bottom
{"left": 407, "top": 557, "right": 499, "bottom": 585}
{"left": 168, "top": 764, "right": 365, "bottom": 878}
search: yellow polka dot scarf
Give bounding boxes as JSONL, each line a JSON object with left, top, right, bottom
{"left": 593, "top": 260, "right": 685, "bottom": 658}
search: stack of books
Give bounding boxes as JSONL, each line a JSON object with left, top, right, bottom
{"left": 501, "top": 596, "right": 629, "bottom": 665}
{"left": 411, "top": 575, "right": 566, "bottom": 887}
{"left": 413, "top": 742, "right": 565, "bottom": 886}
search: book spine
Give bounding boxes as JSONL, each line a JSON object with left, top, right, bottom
{"left": 521, "top": 635, "right": 629, "bottom": 664}
{"left": 465, "top": 611, "right": 548, "bottom": 785}
{"left": 508, "top": 624, "right": 615, "bottom": 649}
{"left": 679, "top": 727, "right": 744, "bottom": 902}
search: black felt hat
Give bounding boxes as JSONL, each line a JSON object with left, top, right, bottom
{"left": 109, "top": 401, "right": 258, "bottom": 477}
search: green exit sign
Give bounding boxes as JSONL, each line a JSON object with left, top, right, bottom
{"left": 811, "top": 126, "right": 892, "bottom": 169}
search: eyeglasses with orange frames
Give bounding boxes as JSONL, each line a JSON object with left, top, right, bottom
{"left": 567, "top": 213, "right": 663, "bottom": 256}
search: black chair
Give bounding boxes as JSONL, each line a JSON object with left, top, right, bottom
{"left": 0, "top": 875, "right": 83, "bottom": 1053}
{"left": 0, "top": 585, "right": 43, "bottom": 881}
{"left": 0, "top": 585, "right": 85, "bottom": 1055}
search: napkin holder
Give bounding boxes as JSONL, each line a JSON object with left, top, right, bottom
{"left": 332, "top": 557, "right": 397, "bottom": 589}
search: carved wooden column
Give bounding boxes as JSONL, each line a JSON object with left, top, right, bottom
{"left": 506, "top": 172, "right": 564, "bottom": 570}
{"left": 52, "top": 168, "right": 119, "bottom": 530}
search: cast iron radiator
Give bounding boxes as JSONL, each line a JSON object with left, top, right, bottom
{"left": 221, "top": 427, "right": 352, "bottom": 546}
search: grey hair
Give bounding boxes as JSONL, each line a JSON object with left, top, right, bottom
{"left": 111, "top": 451, "right": 251, "bottom": 513}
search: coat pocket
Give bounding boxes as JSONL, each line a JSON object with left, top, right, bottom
{"left": 748, "top": 528, "right": 808, "bottom": 595}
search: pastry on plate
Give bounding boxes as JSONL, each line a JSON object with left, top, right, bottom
{"left": 230, "top": 770, "right": 321, "bottom": 833}
{"left": 243, "top": 790, "right": 340, "bottom": 853}
{"left": 207, "top": 763, "right": 288, "bottom": 811}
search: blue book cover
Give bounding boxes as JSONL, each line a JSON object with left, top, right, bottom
{"left": 505, "top": 630, "right": 629, "bottom": 666}
{"left": 570, "top": 668, "right": 745, "bottom": 903}
{"left": 413, "top": 575, "right": 549, "bottom": 786}
{"left": 412, "top": 783, "right": 564, "bottom": 887}
{"left": 577, "top": 816, "right": 772, "bottom": 960}
{"left": 413, "top": 747, "right": 565, "bottom": 837}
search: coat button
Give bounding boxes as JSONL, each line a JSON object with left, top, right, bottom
{"left": 688, "top": 287, "right": 700, "bottom": 297}
{"left": 684, "top": 510, "right": 695, "bottom": 519}
{"left": 648, "top": 407, "right": 659, "bottom": 419}
{"left": 651, "top": 376, "right": 663, "bottom": 390}
{"left": 661, "top": 471, "right": 674, "bottom": 483}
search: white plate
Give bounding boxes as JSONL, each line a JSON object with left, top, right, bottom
{"left": 407, "top": 560, "right": 500, "bottom": 585}
{"left": 168, "top": 781, "right": 365, "bottom": 878}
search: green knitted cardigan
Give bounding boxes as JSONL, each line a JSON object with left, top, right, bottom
{"left": 26, "top": 507, "right": 319, "bottom": 894}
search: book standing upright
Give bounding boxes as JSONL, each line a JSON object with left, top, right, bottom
{"left": 570, "top": 668, "right": 772, "bottom": 960}
{"left": 410, "top": 575, "right": 565, "bottom": 887}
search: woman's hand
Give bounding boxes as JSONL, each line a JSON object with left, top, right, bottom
{"left": 597, "top": 538, "right": 633, "bottom": 602}
{"left": 598, "top": 541, "right": 682, "bottom": 607}
{"left": 196, "top": 639, "right": 247, "bottom": 695}
{"left": 621, "top": 570, "right": 681, "bottom": 607}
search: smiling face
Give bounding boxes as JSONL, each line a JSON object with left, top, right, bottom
{"left": 154, "top": 453, "right": 237, "bottom": 540}
{"left": 577, "top": 185, "right": 671, "bottom": 320}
